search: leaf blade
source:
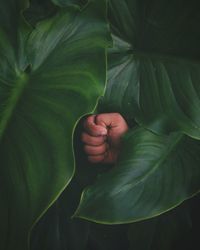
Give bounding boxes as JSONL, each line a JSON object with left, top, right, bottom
{"left": 0, "top": 1, "right": 110, "bottom": 249}
{"left": 99, "top": 0, "right": 200, "bottom": 138}
{"left": 74, "top": 128, "right": 200, "bottom": 224}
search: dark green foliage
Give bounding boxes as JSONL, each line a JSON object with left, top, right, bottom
{"left": 0, "top": 0, "right": 109, "bottom": 249}
{"left": 100, "top": 0, "right": 200, "bottom": 138}
{"left": 0, "top": 0, "right": 200, "bottom": 250}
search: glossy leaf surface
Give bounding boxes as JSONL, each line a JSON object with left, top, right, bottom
{"left": 75, "top": 128, "right": 200, "bottom": 223}
{"left": 98, "top": 0, "right": 200, "bottom": 139}
{"left": 0, "top": 0, "right": 109, "bottom": 249}
{"left": 52, "top": 0, "right": 88, "bottom": 8}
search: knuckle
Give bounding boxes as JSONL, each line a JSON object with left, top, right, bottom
{"left": 84, "top": 143, "right": 107, "bottom": 155}
{"left": 95, "top": 136, "right": 105, "bottom": 145}
{"left": 87, "top": 137, "right": 98, "bottom": 146}
{"left": 84, "top": 145, "right": 97, "bottom": 155}
{"left": 82, "top": 134, "right": 105, "bottom": 146}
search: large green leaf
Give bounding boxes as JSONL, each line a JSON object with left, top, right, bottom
{"left": 24, "top": 0, "right": 57, "bottom": 26}
{"left": 30, "top": 191, "right": 91, "bottom": 250}
{"left": 51, "top": 0, "right": 88, "bottom": 9}
{"left": 98, "top": 0, "right": 200, "bottom": 139}
{"left": 0, "top": 0, "right": 110, "bottom": 249}
{"left": 31, "top": 121, "right": 200, "bottom": 249}
{"left": 31, "top": 115, "right": 113, "bottom": 250}
{"left": 74, "top": 128, "right": 200, "bottom": 223}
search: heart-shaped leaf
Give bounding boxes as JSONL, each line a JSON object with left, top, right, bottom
{"left": 74, "top": 128, "right": 200, "bottom": 223}
{"left": 98, "top": 0, "right": 200, "bottom": 139}
{"left": 0, "top": 0, "right": 110, "bottom": 249}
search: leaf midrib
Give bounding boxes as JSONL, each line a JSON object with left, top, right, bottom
{"left": 0, "top": 72, "right": 29, "bottom": 141}
{"left": 118, "top": 132, "right": 184, "bottom": 194}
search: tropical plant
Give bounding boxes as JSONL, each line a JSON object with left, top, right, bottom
{"left": 0, "top": 0, "right": 199, "bottom": 249}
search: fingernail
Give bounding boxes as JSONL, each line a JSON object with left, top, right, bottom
{"left": 100, "top": 129, "right": 107, "bottom": 136}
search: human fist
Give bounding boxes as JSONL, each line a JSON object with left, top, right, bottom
{"left": 81, "top": 113, "right": 129, "bottom": 164}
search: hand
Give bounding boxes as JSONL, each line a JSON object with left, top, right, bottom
{"left": 81, "top": 113, "right": 129, "bottom": 164}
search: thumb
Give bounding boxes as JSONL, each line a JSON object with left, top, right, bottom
{"left": 84, "top": 115, "right": 108, "bottom": 136}
{"left": 95, "top": 113, "right": 128, "bottom": 147}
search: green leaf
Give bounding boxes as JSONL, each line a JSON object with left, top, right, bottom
{"left": 51, "top": 0, "right": 89, "bottom": 9}
{"left": 98, "top": 0, "right": 200, "bottom": 139}
{"left": 74, "top": 128, "right": 200, "bottom": 224}
{"left": 31, "top": 193, "right": 91, "bottom": 250}
{"left": 0, "top": 1, "right": 110, "bottom": 249}
{"left": 31, "top": 118, "right": 112, "bottom": 250}
{"left": 24, "top": 0, "right": 57, "bottom": 26}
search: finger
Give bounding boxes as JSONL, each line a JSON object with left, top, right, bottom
{"left": 88, "top": 155, "right": 105, "bottom": 164}
{"left": 95, "top": 113, "right": 128, "bottom": 129}
{"left": 95, "top": 113, "right": 128, "bottom": 147}
{"left": 81, "top": 132, "right": 106, "bottom": 146}
{"left": 83, "top": 115, "right": 107, "bottom": 137}
{"left": 84, "top": 143, "right": 108, "bottom": 156}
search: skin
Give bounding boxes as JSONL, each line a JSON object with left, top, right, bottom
{"left": 82, "top": 113, "right": 129, "bottom": 164}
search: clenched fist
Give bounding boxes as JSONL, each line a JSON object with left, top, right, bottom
{"left": 81, "top": 113, "right": 129, "bottom": 164}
